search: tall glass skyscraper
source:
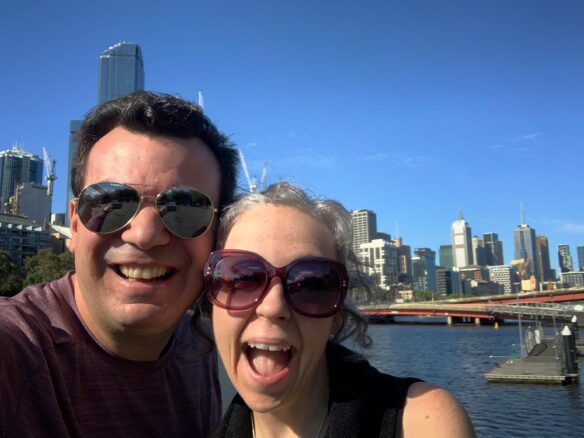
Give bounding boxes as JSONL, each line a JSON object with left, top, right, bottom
{"left": 451, "top": 211, "right": 473, "bottom": 268}
{"left": 0, "top": 146, "right": 43, "bottom": 212}
{"left": 513, "top": 223, "right": 538, "bottom": 279}
{"left": 97, "top": 42, "right": 144, "bottom": 104}
{"left": 66, "top": 42, "right": 145, "bottom": 224}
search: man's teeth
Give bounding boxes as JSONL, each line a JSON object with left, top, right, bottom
{"left": 247, "top": 342, "right": 291, "bottom": 352}
{"left": 119, "top": 266, "right": 170, "bottom": 280}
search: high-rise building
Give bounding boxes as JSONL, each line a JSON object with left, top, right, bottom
{"left": 472, "top": 236, "right": 487, "bottom": 266}
{"left": 439, "top": 245, "right": 453, "bottom": 269}
{"left": 483, "top": 232, "right": 504, "bottom": 266}
{"left": 66, "top": 43, "right": 145, "bottom": 224}
{"left": 12, "top": 182, "right": 51, "bottom": 224}
{"left": 488, "top": 265, "right": 515, "bottom": 294}
{"left": 0, "top": 146, "right": 44, "bottom": 213}
{"left": 412, "top": 248, "right": 436, "bottom": 293}
{"left": 535, "top": 235, "right": 553, "bottom": 281}
{"left": 451, "top": 211, "right": 473, "bottom": 268}
{"left": 577, "top": 246, "right": 584, "bottom": 272}
{"left": 351, "top": 209, "right": 377, "bottom": 254}
{"left": 394, "top": 237, "right": 412, "bottom": 283}
{"left": 513, "top": 223, "right": 538, "bottom": 280}
{"left": 357, "top": 238, "right": 398, "bottom": 290}
{"left": 0, "top": 213, "right": 51, "bottom": 267}
{"left": 558, "top": 244, "right": 574, "bottom": 273}
{"left": 98, "top": 42, "right": 145, "bottom": 104}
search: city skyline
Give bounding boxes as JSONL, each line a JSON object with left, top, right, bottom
{"left": 1, "top": 1, "right": 583, "bottom": 271}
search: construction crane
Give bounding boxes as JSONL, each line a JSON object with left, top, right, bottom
{"left": 42, "top": 146, "right": 57, "bottom": 197}
{"left": 260, "top": 161, "right": 268, "bottom": 191}
{"left": 238, "top": 148, "right": 256, "bottom": 192}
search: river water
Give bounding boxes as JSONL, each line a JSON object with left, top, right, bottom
{"left": 219, "top": 322, "right": 583, "bottom": 437}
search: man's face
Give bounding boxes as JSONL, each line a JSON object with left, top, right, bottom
{"left": 69, "top": 126, "right": 221, "bottom": 358}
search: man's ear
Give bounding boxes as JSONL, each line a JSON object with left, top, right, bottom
{"left": 68, "top": 199, "right": 78, "bottom": 254}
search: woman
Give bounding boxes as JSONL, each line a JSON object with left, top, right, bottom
{"left": 204, "top": 182, "right": 476, "bottom": 437}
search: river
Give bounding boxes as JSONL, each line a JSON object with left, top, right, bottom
{"left": 219, "top": 321, "right": 584, "bottom": 437}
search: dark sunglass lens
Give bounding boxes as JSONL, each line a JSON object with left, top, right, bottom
{"left": 78, "top": 183, "right": 139, "bottom": 233}
{"left": 157, "top": 188, "right": 214, "bottom": 238}
{"left": 286, "top": 261, "right": 342, "bottom": 317}
{"left": 212, "top": 256, "right": 267, "bottom": 310}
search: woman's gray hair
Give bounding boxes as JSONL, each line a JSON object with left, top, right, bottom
{"left": 215, "top": 182, "right": 371, "bottom": 349}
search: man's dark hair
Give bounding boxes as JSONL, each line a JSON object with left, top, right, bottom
{"left": 72, "top": 91, "right": 238, "bottom": 209}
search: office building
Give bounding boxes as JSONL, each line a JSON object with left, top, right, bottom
{"left": 488, "top": 265, "right": 515, "bottom": 294}
{"left": 0, "top": 146, "right": 43, "bottom": 213}
{"left": 558, "top": 244, "right": 573, "bottom": 273}
{"left": 357, "top": 238, "right": 398, "bottom": 290}
{"left": 578, "top": 246, "right": 584, "bottom": 272}
{"left": 483, "top": 232, "right": 504, "bottom": 266}
{"left": 436, "top": 267, "right": 459, "bottom": 295}
{"left": 535, "top": 235, "right": 553, "bottom": 281}
{"left": 394, "top": 237, "right": 412, "bottom": 283}
{"left": 11, "top": 182, "right": 51, "bottom": 225}
{"left": 0, "top": 213, "right": 51, "bottom": 267}
{"left": 66, "top": 43, "right": 145, "bottom": 224}
{"left": 560, "top": 271, "right": 584, "bottom": 288}
{"left": 451, "top": 211, "right": 473, "bottom": 268}
{"left": 351, "top": 209, "right": 377, "bottom": 254}
{"left": 472, "top": 236, "right": 487, "bottom": 266}
{"left": 412, "top": 248, "right": 436, "bottom": 293}
{"left": 439, "top": 245, "right": 453, "bottom": 269}
{"left": 513, "top": 223, "right": 538, "bottom": 280}
{"left": 98, "top": 42, "right": 144, "bottom": 104}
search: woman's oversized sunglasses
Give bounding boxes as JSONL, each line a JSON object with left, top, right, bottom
{"left": 204, "top": 249, "right": 349, "bottom": 318}
{"left": 76, "top": 182, "right": 217, "bottom": 239}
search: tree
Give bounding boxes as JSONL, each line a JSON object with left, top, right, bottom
{"left": 0, "top": 251, "right": 23, "bottom": 296}
{"left": 23, "top": 249, "right": 75, "bottom": 286}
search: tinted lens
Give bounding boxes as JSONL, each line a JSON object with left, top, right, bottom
{"left": 78, "top": 183, "right": 139, "bottom": 233}
{"left": 210, "top": 255, "right": 268, "bottom": 310}
{"left": 157, "top": 187, "right": 215, "bottom": 238}
{"left": 286, "top": 260, "right": 343, "bottom": 317}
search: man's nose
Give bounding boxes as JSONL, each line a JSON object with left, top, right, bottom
{"left": 120, "top": 204, "right": 171, "bottom": 249}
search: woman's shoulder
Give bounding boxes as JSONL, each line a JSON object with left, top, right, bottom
{"left": 402, "top": 382, "right": 476, "bottom": 438}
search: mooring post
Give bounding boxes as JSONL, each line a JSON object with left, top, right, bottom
{"left": 561, "top": 325, "right": 578, "bottom": 376}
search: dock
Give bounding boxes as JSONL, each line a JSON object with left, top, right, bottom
{"left": 484, "top": 324, "right": 579, "bottom": 384}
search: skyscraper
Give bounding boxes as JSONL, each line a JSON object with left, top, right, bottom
{"left": 513, "top": 224, "right": 538, "bottom": 279}
{"left": 472, "top": 236, "right": 487, "bottom": 266}
{"left": 98, "top": 42, "right": 145, "bottom": 104}
{"left": 351, "top": 209, "right": 377, "bottom": 254}
{"left": 451, "top": 211, "right": 473, "bottom": 268}
{"left": 483, "top": 232, "right": 504, "bottom": 266}
{"left": 66, "top": 43, "right": 145, "bottom": 224}
{"left": 439, "top": 244, "right": 453, "bottom": 269}
{"left": 412, "top": 248, "right": 437, "bottom": 293}
{"left": 577, "top": 246, "right": 584, "bottom": 272}
{"left": 535, "top": 235, "right": 553, "bottom": 281}
{"left": 394, "top": 237, "right": 412, "bottom": 283}
{"left": 0, "top": 146, "right": 43, "bottom": 213}
{"left": 558, "top": 244, "right": 574, "bottom": 273}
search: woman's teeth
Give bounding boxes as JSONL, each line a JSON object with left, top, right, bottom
{"left": 118, "top": 266, "right": 170, "bottom": 280}
{"left": 247, "top": 342, "right": 291, "bottom": 352}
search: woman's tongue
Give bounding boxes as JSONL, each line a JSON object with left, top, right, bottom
{"left": 247, "top": 347, "right": 290, "bottom": 376}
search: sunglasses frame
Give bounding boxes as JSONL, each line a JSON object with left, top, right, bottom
{"left": 204, "top": 249, "right": 349, "bottom": 318}
{"left": 75, "top": 181, "right": 218, "bottom": 239}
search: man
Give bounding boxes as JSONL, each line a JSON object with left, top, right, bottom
{"left": 0, "top": 92, "right": 238, "bottom": 437}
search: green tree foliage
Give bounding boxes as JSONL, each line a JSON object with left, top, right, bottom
{"left": 0, "top": 251, "right": 23, "bottom": 297}
{"left": 23, "top": 249, "right": 75, "bottom": 287}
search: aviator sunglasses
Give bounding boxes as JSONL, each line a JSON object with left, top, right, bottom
{"left": 204, "top": 249, "right": 349, "bottom": 318}
{"left": 76, "top": 182, "right": 217, "bottom": 238}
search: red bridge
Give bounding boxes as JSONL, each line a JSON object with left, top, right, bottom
{"left": 358, "top": 288, "right": 584, "bottom": 326}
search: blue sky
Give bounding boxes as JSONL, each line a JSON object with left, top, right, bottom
{"left": 1, "top": 0, "right": 583, "bottom": 271}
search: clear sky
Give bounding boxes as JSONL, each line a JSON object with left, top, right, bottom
{"left": 1, "top": 0, "right": 583, "bottom": 271}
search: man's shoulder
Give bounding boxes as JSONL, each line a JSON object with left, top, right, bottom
{"left": 0, "top": 274, "right": 74, "bottom": 345}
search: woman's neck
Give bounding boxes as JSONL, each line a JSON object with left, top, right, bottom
{"left": 251, "top": 359, "right": 330, "bottom": 437}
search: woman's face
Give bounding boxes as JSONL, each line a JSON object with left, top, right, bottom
{"left": 212, "top": 204, "right": 341, "bottom": 414}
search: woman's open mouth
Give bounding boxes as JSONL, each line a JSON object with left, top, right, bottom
{"left": 245, "top": 342, "right": 294, "bottom": 377}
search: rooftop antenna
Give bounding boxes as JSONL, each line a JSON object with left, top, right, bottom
{"left": 42, "top": 146, "right": 57, "bottom": 197}
{"left": 457, "top": 208, "right": 464, "bottom": 221}
{"left": 238, "top": 149, "right": 256, "bottom": 192}
{"left": 197, "top": 90, "right": 204, "bottom": 111}
{"left": 520, "top": 201, "right": 526, "bottom": 225}
{"left": 260, "top": 161, "right": 268, "bottom": 191}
